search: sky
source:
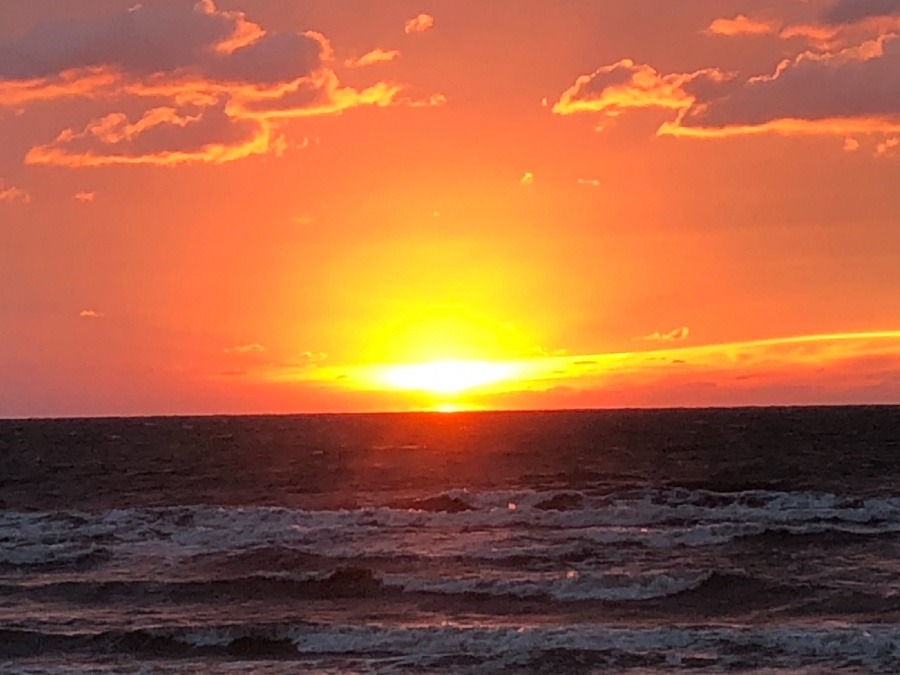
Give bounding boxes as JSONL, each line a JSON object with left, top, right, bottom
{"left": 1, "top": 0, "right": 899, "bottom": 416}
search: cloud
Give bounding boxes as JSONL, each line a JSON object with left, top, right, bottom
{"left": 843, "top": 137, "right": 861, "bottom": 151}
{"left": 554, "top": 34, "right": 900, "bottom": 141}
{"left": 0, "top": 2, "right": 421, "bottom": 167}
{"left": 404, "top": 92, "right": 448, "bottom": 108}
{"left": 231, "top": 70, "right": 403, "bottom": 120}
{"left": 706, "top": 15, "right": 781, "bottom": 37}
{"left": 876, "top": 136, "right": 899, "bottom": 156}
{"left": 639, "top": 327, "right": 690, "bottom": 342}
{"left": 225, "top": 343, "right": 266, "bottom": 354}
{"left": 0, "top": 179, "right": 30, "bottom": 203}
{"left": 27, "top": 104, "right": 273, "bottom": 167}
{"left": 275, "top": 351, "right": 329, "bottom": 373}
{"left": 0, "top": 69, "right": 121, "bottom": 108}
{"left": 79, "top": 309, "right": 103, "bottom": 319}
{"left": 345, "top": 48, "right": 401, "bottom": 68}
{"left": 666, "top": 36, "right": 900, "bottom": 137}
{"left": 780, "top": 0, "right": 900, "bottom": 50}
{"left": 74, "top": 191, "right": 95, "bottom": 202}
{"left": 576, "top": 178, "right": 601, "bottom": 186}
{"left": 553, "top": 59, "right": 734, "bottom": 117}
{"left": 520, "top": 171, "right": 534, "bottom": 185}
{"left": 404, "top": 14, "right": 435, "bottom": 34}
{"left": 822, "top": 0, "right": 900, "bottom": 25}
{"left": 288, "top": 351, "right": 328, "bottom": 365}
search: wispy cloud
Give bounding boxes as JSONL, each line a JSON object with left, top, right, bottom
{"left": 345, "top": 48, "right": 401, "bottom": 68}
{"left": 520, "top": 171, "right": 534, "bottom": 185}
{"left": 74, "top": 191, "right": 96, "bottom": 202}
{"left": 79, "top": 309, "right": 103, "bottom": 319}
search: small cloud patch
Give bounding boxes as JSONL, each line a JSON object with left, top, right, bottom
{"left": 345, "top": 48, "right": 400, "bottom": 68}
{"left": 639, "top": 327, "right": 690, "bottom": 342}
{"left": 404, "top": 13, "right": 434, "bottom": 34}
{"left": 0, "top": 179, "right": 30, "bottom": 203}
{"left": 876, "top": 137, "right": 899, "bottom": 157}
{"left": 225, "top": 343, "right": 266, "bottom": 354}
{"left": 706, "top": 15, "right": 781, "bottom": 37}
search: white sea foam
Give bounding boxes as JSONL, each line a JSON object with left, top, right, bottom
{"left": 381, "top": 568, "right": 713, "bottom": 602}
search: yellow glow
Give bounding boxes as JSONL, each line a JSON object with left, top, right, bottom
{"left": 378, "top": 359, "right": 518, "bottom": 394}
{"left": 266, "top": 330, "right": 900, "bottom": 412}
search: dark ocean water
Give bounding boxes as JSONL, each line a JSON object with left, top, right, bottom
{"left": 1, "top": 407, "right": 899, "bottom": 673}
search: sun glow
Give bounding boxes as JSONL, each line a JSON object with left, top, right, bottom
{"left": 378, "top": 359, "right": 518, "bottom": 395}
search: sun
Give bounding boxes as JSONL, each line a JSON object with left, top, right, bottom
{"left": 377, "top": 359, "right": 518, "bottom": 395}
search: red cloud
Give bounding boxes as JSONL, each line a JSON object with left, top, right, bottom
{"left": 0, "top": 2, "right": 430, "bottom": 167}
{"left": 554, "top": 34, "right": 900, "bottom": 146}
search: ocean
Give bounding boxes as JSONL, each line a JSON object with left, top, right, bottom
{"left": 1, "top": 407, "right": 899, "bottom": 673}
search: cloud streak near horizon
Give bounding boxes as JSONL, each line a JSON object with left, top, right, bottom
{"left": 267, "top": 330, "right": 900, "bottom": 409}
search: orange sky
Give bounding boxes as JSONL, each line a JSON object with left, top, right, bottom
{"left": 1, "top": 0, "right": 899, "bottom": 416}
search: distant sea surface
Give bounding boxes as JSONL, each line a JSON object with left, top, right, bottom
{"left": 2, "top": 407, "right": 900, "bottom": 673}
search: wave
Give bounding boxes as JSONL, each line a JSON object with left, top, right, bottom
{"left": 0, "top": 625, "right": 304, "bottom": 660}
{"left": 1, "top": 488, "right": 898, "bottom": 570}
{"left": 0, "top": 566, "right": 386, "bottom": 605}
{"left": 383, "top": 568, "right": 715, "bottom": 602}
{"left": 389, "top": 494, "right": 473, "bottom": 513}
{"left": 3, "top": 622, "right": 900, "bottom": 671}
{"left": 0, "top": 566, "right": 708, "bottom": 605}
{"left": 10, "top": 565, "right": 893, "bottom": 614}
{"left": 0, "top": 544, "right": 112, "bottom": 572}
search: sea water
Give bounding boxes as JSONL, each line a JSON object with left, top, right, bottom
{"left": 1, "top": 407, "right": 899, "bottom": 672}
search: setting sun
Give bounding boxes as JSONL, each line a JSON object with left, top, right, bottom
{"left": 377, "top": 359, "right": 518, "bottom": 395}
{"left": 4, "top": 3, "right": 900, "bottom": 671}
